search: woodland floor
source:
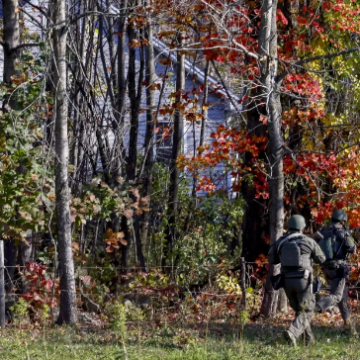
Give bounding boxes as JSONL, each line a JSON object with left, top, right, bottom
{"left": 1, "top": 320, "right": 360, "bottom": 360}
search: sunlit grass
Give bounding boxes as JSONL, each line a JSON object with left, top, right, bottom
{"left": 0, "top": 324, "right": 358, "bottom": 360}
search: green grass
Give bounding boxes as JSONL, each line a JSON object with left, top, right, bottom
{"left": 0, "top": 324, "right": 359, "bottom": 360}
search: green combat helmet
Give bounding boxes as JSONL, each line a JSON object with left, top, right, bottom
{"left": 331, "top": 209, "right": 348, "bottom": 222}
{"left": 288, "top": 215, "right": 306, "bottom": 231}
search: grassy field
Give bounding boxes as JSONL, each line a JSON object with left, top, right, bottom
{"left": 1, "top": 323, "right": 359, "bottom": 360}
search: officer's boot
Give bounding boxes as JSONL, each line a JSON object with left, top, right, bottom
{"left": 344, "top": 316, "right": 356, "bottom": 335}
{"left": 304, "top": 327, "right": 315, "bottom": 345}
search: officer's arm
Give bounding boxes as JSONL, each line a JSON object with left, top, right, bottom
{"left": 308, "top": 231, "right": 323, "bottom": 241}
{"left": 345, "top": 234, "right": 356, "bottom": 254}
{"left": 312, "top": 241, "right": 326, "bottom": 264}
{"left": 268, "top": 242, "right": 280, "bottom": 265}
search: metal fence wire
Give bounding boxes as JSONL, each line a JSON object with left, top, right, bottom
{"left": 1, "top": 255, "right": 360, "bottom": 326}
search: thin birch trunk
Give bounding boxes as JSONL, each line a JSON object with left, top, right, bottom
{"left": 53, "top": 0, "right": 77, "bottom": 324}
{"left": 2, "top": 0, "right": 20, "bottom": 93}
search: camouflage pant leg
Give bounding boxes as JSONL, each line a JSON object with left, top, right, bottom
{"left": 283, "top": 277, "right": 315, "bottom": 339}
{"left": 317, "top": 268, "right": 350, "bottom": 321}
{"left": 304, "top": 324, "right": 314, "bottom": 340}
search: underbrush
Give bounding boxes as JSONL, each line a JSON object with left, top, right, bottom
{"left": 1, "top": 320, "right": 360, "bottom": 360}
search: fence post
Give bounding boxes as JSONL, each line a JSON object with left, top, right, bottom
{"left": 240, "top": 257, "right": 246, "bottom": 308}
{"left": 0, "top": 240, "right": 5, "bottom": 328}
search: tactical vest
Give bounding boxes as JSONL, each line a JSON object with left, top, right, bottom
{"left": 319, "top": 226, "right": 348, "bottom": 261}
{"left": 278, "top": 233, "right": 312, "bottom": 269}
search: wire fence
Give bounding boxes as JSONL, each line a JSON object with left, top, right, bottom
{"left": 3, "top": 258, "right": 360, "bottom": 312}
{"left": 1, "top": 268, "right": 360, "bottom": 330}
{"left": 5, "top": 260, "right": 360, "bottom": 268}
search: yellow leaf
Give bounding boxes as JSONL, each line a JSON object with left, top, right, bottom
{"left": 113, "top": 232, "right": 124, "bottom": 239}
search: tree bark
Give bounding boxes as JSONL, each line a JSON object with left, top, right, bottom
{"left": 277, "top": 288, "right": 288, "bottom": 313}
{"left": 116, "top": 0, "right": 128, "bottom": 127}
{"left": 126, "top": 23, "right": 143, "bottom": 181}
{"left": 4, "top": 240, "right": 17, "bottom": 294}
{"left": 137, "top": 18, "right": 156, "bottom": 269}
{"left": 52, "top": 0, "right": 77, "bottom": 324}
{"left": 192, "top": 60, "right": 209, "bottom": 196}
{"left": 258, "top": 0, "right": 285, "bottom": 317}
{"left": 125, "top": 20, "right": 146, "bottom": 270}
{"left": 2, "top": 0, "right": 20, "bottom": 96}
{"left": 185, "top": 60, "right": 210, "bottom": 234}
{"left": 164, "top": 34, "right": 185, "bottom": 264}
{"left": 199, "top": 61, "right": 209, "bottom": 151}
{"left": 2, "top": 0, "right": 21, "bottom": 293}
{"left": 106, "top": 0, "right": 118, "bottom": 92}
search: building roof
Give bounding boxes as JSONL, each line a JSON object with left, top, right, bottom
{"left": 108, "top": 4, "right": 243, "bottom": 113}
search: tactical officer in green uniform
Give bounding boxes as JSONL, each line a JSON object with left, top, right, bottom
{"left": 269, "top": 215, "right": 326, "bottom": 346}
{"left": 312, "top": 210, "right": 356, "bottom": 329}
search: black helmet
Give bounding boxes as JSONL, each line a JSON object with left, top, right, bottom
{"left": 288, "top": 215, "right": 306, "bottom": 231}
{"left": 331, "top": 209, "right": 348, "bottom": 222}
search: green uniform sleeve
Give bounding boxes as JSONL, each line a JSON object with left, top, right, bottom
{"left": 352, "top": 228, "right": 360, "bottom": 243}
{"left": 268, "top": 242, "right": 280, "bottom": 265}
{"left": 345, "top": 234, "right": 356, "bottom": 254}
{"left": 309, "top": 231, "right": 323, "bottom": 241}
{"left": 311, "top": 240, "right": 326, "bottom": 264}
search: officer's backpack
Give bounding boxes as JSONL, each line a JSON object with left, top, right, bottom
{"left": 278, "top": 233, "right": 311, "bottom": 268}
{"left": 318, "top": 227, "right": 345, "bottom": 261}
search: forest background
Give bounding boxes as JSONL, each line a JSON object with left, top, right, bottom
{"left": 1, "top": 0, "right": 360, "bottom": 356}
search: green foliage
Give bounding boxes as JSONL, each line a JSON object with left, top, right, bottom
{"left": 0, "top": 51, "right": 55, "bottom": 241}
{"left": 107, "top": 301, "right": 127, "bottom": 340}
{"left": 216, "top": 271, "right": 242, "bottom": 294}
{"left": 10, "top": 298, "right": 29, "bottom": 327}
{"left": 129, "top": 269, "right": 169, "bottom": 289}
{"left": 71, "top": 177, "right": 135, "bottom": 224}
{"left": 39, "top": 304, "right": 51, "bottom": 325}
{"left": 147, "top": 161, "right": 245, "bottom": 282}
{"left": 173, "top": 192, "right": 244, "bottom": 285}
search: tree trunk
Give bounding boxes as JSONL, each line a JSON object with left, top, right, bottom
{"left": 277, "top": 288, "right": 288, "bottom": 313}
{"left": 104, "top": 0, "right": 129, "bottom": 272}
{"left": 2, "top": 0, "right": 20, "bottom": 104}
{"left": 116, "top": 0, "right": 128, "bottom": 127}
{"left": 164, "top": 34, "right": 185, "bottom": 264}
{"left": 258, "top": 0, "right": 285, "bottom": 317}
{"left": 192, "top": 60, "right": 209, "bottom": 196}
{"left": 4, "top": 240, "right": 17, "bottom": 294}
{"left": 138, "top": 18, "right": 156, "bottom": 268}
{"left": 16, "top": 231, "right": 33, "bottom": 294}
{"left": 106, "top": 0, "right": 118, "bottom": 92}
{"left": 52, "top": 0, "right": 77, "bottom": 324}
{"left": 185, "top": 60, "right": 210, "bottom": 234}
{"left": 125, "top": 20, "right": 146, "bottom": 270}
{"left": 126, "top": 22, "right": 143, "bottom": 181}
{"left": 2, "top": 0, "right": 21, "bottom": 293}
